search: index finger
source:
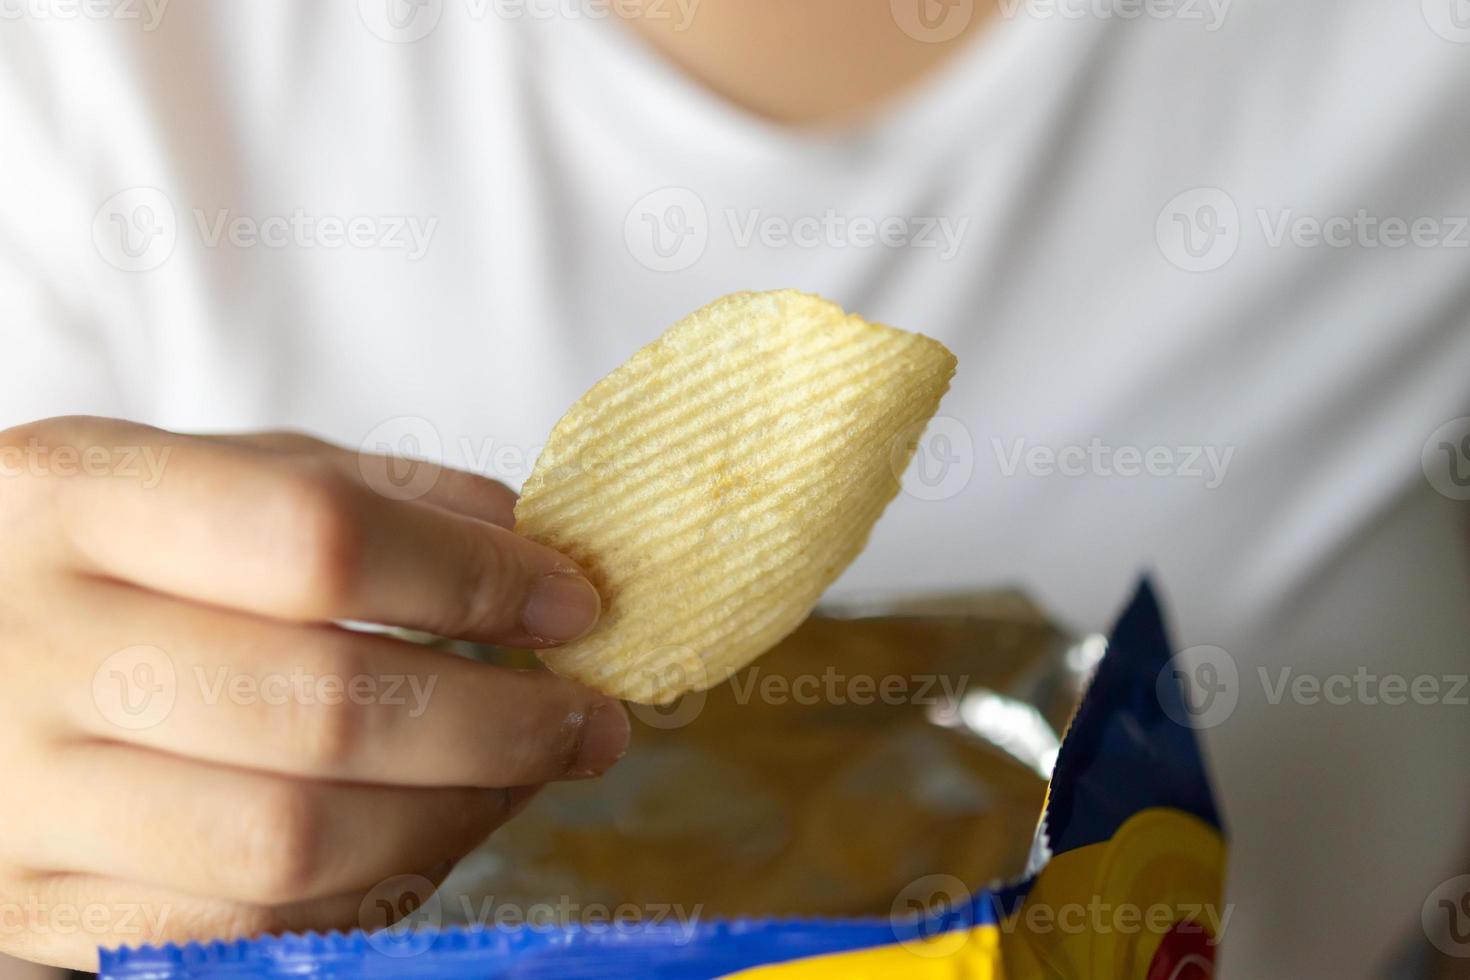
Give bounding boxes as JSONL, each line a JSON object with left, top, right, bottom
{"left": 42, "top": 422, "right": 603, "bottom": 646}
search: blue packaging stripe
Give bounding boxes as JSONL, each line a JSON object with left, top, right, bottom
{"left": 102, "top": 914, "right": 963, "bottom": 979}
{"left": 99, "top": 882, "right": 1030, "bottom": 978}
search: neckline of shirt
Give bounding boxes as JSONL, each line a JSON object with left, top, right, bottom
{"left": 545, "top": 6, "right": 1074, "bottom": 168}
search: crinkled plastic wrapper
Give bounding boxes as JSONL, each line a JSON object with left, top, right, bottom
{"left": 100, "top": 580, "right": 1226, "bottom": 979}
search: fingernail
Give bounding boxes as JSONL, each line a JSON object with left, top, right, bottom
{"left": 571, "top": 699, "right": 631, "bottom": 777}
{"left": 522, "top": 572, "right": 601, "bottom": 643}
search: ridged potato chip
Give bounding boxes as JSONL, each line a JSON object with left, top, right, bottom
{"left": 514, "top": 290, "right": 957, "bottom": 703}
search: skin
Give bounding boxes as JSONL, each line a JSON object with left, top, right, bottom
{"left": 0, "top": 417, "right": 629, "bottom": 970}
{"left": 616, "top": 0, "right": 999, "bottom": 125}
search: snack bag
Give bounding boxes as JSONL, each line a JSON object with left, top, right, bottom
{"left": 99, "top": 579, "right": 1226, "bottom": 979}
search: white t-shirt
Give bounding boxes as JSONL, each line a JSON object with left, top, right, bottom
{"left": 3, "top": 2, "right": 1469, "bottom": 976}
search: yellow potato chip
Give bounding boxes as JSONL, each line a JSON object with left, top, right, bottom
{"left": 515, "top": 290, "right": 957, "bottom": 703}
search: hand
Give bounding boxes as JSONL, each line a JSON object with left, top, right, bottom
{"left": 0, "top": 417, "right": 629, "bottom": 970}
